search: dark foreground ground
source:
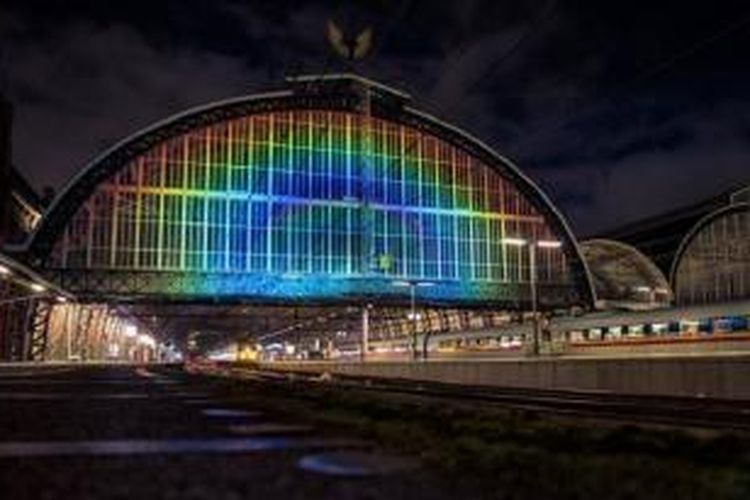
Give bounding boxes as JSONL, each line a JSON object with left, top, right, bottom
{"left": 0, "top": 364, "right": 749, "bottom": 499}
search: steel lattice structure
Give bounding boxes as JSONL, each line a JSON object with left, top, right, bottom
{"left": 27, "top": 75, "right": 594, "bottom": 309}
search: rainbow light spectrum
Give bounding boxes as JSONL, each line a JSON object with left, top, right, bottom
{"left": 50, "top": 109, "right": 575, "bottom": 303}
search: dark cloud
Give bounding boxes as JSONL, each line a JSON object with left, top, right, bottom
{"left": 3, "top": 15, "right": 262, "bottom": 190}
{"left": 1, "top": 0, "right": 749, "bottom": 235}
{"left": 535, "top": 100, "right": 750, "bottom": 234}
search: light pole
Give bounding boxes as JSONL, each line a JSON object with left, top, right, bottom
{"left": 502, "top": 238, "right": 561, "bottom": 356}
{"left": 392, "top": 280, "right": 435, "bottom": 360}
{"left": 361, "top": 304, "right": 371, "bottom": 362}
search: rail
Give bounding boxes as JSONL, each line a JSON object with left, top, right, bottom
{"left": 213, "top": 363, "right": 750, "bottom": 431}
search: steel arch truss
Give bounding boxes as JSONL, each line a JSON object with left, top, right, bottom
{"left": 28, "top": 75, "right": 594, "bottom": 309}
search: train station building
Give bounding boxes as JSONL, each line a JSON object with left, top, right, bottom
{"left": 0, "top": 75, "right": 748, "bottom": 361}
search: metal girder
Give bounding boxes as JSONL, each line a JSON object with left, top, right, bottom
{"left": 26, "top": 299, "right": 52, "bottom": 361}
{"left": 38, "top": 268, "right": 584, "bottom": 310}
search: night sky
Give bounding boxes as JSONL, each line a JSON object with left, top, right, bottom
{"left": 1, "top": 0, "right": 748, "bottom": 236}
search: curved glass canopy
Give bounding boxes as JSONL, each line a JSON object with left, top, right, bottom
{"left": 32, "top": 78, "right": 592, "bottom": 307}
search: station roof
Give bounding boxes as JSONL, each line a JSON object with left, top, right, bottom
{"left": 580, "top": 239, "right": 672, "bottom": 310}
{"left": 601, "top": 184, "right": 749, "bottom": 275}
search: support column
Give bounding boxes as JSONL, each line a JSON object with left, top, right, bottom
{"left": 21, "top": 298, "right": 37, "bottom": 361}
{"left": 361, "top": 305, "right": 369, "bottom": 361}
{"left": 65, "top": 304, "right": 76, "bottom": 361}
{"left": 529, "top": 243, "right": 540, "bottom": 356}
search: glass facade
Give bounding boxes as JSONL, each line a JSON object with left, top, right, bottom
{"left": 49, "top": 109, "right": 577, "bottom": 303}
{"left": 580, "top": 239, "right": 672, "bottom": 308}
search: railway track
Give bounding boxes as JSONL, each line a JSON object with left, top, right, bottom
{"left": 214, "top": 364, "right": 750, "bottom": 431}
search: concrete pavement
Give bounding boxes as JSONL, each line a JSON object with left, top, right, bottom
{"left": 0, "top": 364, "right": 449, "bottom": 499}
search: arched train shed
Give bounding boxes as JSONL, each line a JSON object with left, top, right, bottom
{"left": 671, "top": 202, "right": 750, "bottom": 306}
{"left": 26, "top": 75, "right": 594, "bottom": 309}
{"left": 580, "top": 239, "right": 672, "bottom": 310}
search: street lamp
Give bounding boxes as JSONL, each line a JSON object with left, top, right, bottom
{"left": 393, "top": 280, "right": 435, "bottom": 360}
{"left": 502, "top": 238, "right": 561, "bottom": 355}
{"left": 124, "top": 324, "right": 138, "bottom": 338}
{"left": 360, "top": 303, "right": 373, "bottom": 362}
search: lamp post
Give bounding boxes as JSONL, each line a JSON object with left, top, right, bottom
{"left": 392, "top": 280, "right": 435, "bottom": 360}
{"left": 502, "top": 238, "right": 561, "bottom": 355}
{"left": 361, "top": 304, "right": 370, "bottom": 362}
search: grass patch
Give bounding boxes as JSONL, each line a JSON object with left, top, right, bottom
{"left": 201, "top": 372, "right": 750, "bottom": 499}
